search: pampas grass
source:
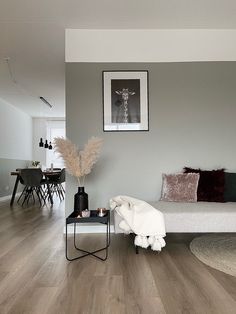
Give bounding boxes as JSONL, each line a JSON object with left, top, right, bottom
{"left": 54, "top": 137, "right": 103, "bottom": 186}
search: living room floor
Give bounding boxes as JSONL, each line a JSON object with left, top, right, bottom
{"left": 0, "top": 200, "right": 235, "bottom": 314}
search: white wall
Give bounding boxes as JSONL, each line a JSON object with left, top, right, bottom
{"left": 32, "top": 118, "right": 65, "bottom": 168}
{"left": 32, "top": 118, "right": 47, "bottom": 166}
{"left": 0, "top": 98, "right": 32, "bottom": 197}
{"left": 0, "top": 98, "right": 32, "bottom": 160}
{"left": 66, "top": 29, "right": 236, "bottom": 63}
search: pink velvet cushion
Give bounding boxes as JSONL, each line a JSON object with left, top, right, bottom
{"left": 161, "top": 173, "right": 200, "bottom": 202}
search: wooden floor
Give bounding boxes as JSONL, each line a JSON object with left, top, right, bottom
{"left": 0, "top": 200, "right": 235, "bottom": 314}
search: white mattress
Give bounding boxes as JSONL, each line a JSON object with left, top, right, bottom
{"left": 114, "top": 201, "right": 236, "bottom": 233}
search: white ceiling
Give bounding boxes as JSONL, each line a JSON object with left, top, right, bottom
{"left": 0, "top": 0, "right": 236, "bottom": 117}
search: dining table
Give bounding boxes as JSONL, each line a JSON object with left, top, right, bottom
{"left": 10, "top": 169, "right": 61, "bottom": 206}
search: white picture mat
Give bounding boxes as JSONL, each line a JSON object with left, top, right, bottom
{"left": 103, "top": 71, "right": 148, "bottom": 131}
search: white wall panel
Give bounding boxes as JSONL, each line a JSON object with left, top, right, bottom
{"left": 0, "top": 98, "right": 32, "bottom": 160}
{"left": 66, "top": 29, "right": 236, "bottom": 63}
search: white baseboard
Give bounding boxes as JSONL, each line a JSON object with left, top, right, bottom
{"left": 0, "top": 192, "right": 21, "bottom": 202}
{"left": 64, "top": 223, "right": 115, "bottom": 234}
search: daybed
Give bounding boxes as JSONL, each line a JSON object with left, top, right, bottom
{"left": 114, "top": 201, "right": 236, "bottom": 233}
{"left": 114, "top": 169, "right": 236, "bottom": 234}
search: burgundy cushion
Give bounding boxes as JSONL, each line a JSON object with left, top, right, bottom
{"left": 183, "top": 167, "right": 225, "bottom": 202}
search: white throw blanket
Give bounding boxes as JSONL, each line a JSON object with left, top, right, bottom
{"left": 110, "top": 195, "right": 166, "bottom": 251}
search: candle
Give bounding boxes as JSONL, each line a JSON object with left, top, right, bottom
{"left": 97, "top": 208, "right": 107, "bottom": 217}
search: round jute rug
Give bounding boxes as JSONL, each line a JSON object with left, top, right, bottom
{"left": 190, "top": 234, "right": 236, "bottom": 277}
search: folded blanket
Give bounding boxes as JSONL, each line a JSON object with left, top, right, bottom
{"left": 110, "top": 195, "right": 166, "bottom": 251}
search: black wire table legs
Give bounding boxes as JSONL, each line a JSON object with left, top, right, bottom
{"left": 65, "top": 211, "right": 110, "bottom": 261}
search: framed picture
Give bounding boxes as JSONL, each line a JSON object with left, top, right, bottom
{"left": 103, "top": 71, "right": 149, "bottom": 131}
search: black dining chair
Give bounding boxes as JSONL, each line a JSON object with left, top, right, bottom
{"left": 18, "top": 168, "right": 46, "bottom": 206}
{"left": 46, "top": 168, "right": 66, "bottom": 200}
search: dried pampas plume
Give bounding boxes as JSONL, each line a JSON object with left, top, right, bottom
{"left": 54, "top": 137, "right": 103, "bottom": 186}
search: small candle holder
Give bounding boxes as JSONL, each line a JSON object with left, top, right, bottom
{"left": 97, "top": 208, "right": 107, "bottom": 217}
{"left": 81, "top": 209, "right": 90, "bottom": 218}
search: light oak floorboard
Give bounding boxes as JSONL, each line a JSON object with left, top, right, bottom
{"left": 0, "top": 200, "right": 235, "bottom": 314}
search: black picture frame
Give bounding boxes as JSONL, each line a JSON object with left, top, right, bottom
{"left": 103, "top": 71, "right": 149, "bottom": 132}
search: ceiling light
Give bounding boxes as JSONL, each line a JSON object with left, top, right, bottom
{"left": 39, "top": 138, "right": 44, "bottom": 147}
{"left": 39, "top": 138, "right": 53, "bottom": 150}
{"left": 39, "top": 96, "right": 53, "bottom": 108}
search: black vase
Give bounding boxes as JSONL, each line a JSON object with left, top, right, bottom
{"left": 74, "top": 187, "right": 88, "bottom": 214}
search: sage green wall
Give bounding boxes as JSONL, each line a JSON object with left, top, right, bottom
{"left": 66, "top": 62, "right": 236, "bottom": 216}
{"left": 0, "top": 158, "right": 30, "bottom": 198}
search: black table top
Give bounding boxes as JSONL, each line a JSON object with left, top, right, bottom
{"left": 66, "top": 210, "right": 110, "bottom": 224}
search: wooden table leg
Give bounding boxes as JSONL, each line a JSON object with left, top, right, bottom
{"left": 10, "top": 175, "right": 20, "bottom": 207}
